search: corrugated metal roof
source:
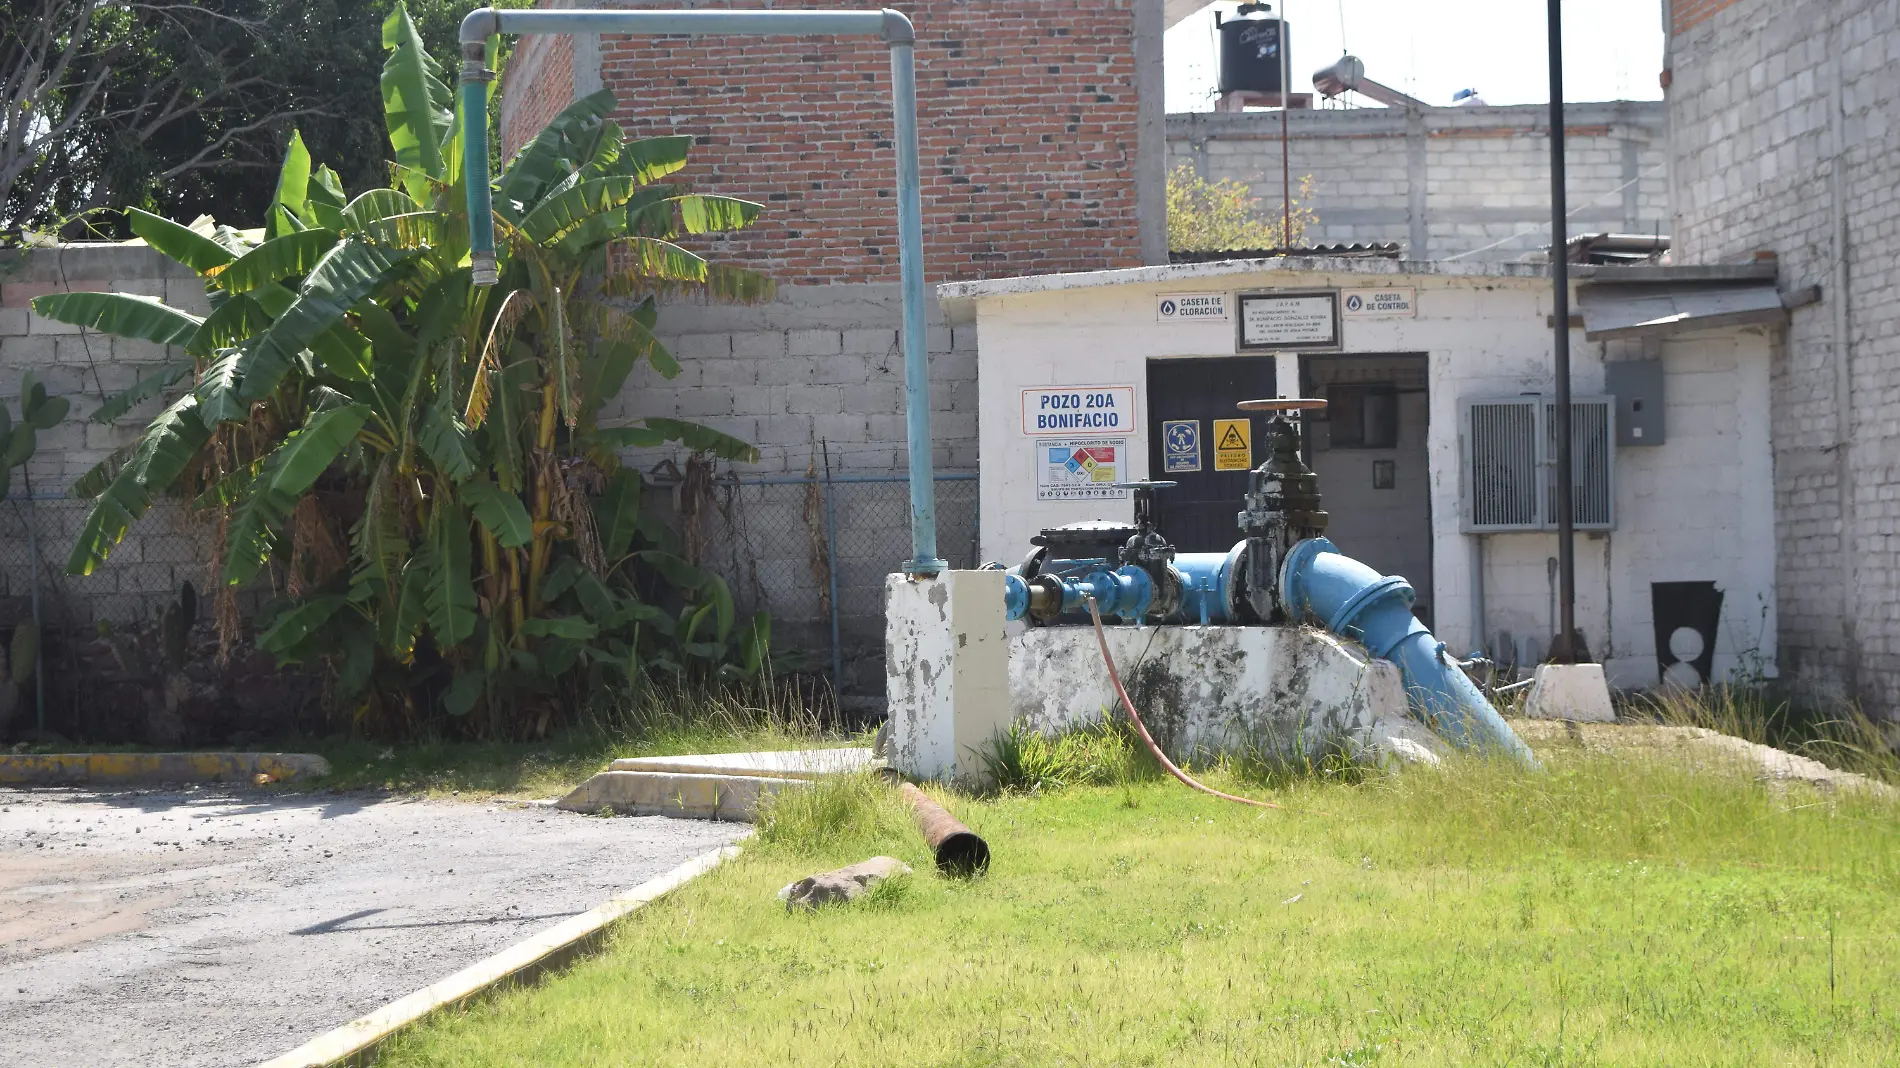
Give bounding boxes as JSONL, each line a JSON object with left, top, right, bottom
{"left": 1575, "top": 281, "right": 1787, "bottom": 340}
{"left": 1168, "top": 243, "right": 1404, "bottom": 264}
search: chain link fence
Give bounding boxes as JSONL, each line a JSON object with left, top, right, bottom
{"left": 681, "top": 472, "right": 979, "bottom": 710}
{"left": 0, "top": 474, "right": 978, "bottom": 738}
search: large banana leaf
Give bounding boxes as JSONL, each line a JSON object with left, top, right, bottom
{"left": 92, "top": 363, "right": 190, "bottom": 425}
{"left": 209, "top": 229, "right": 340, "bottom": 294}
{"left": 31, "top": 292, "right": 203, "bottom": 346}
{"left": 463, "top": 478, "right": 532, "bottom": 548}
{"left": 68, "top": 441, "right": 135, "bottom": 499}
{"left": 594, "top": 468, "right": 643, "bottom": 558}
{"left": 520, "top": 177, "right": 641, "bottom": 246}
{"left": 270, "top": 403, "right": 370, "bottom": 497}
{"left": 424, "top": 502, "right": 477, "bottom": 646}
{"left": 618, "top": 135, "right": 693, "bottom": 186}
{"left": 418, "top": 398, "right": 476, "bottom": 480}
{"left": 494, "top": 89, "right": 617, "bottom": 220}
{"left": 67, "top": 393, "right": 213, "bottom": 575}
{"left": 380, "top": 3, "right": 453, "bottom": 200}
{"left": 240, "top": 240, "right": 418, "bottom": 403}
{"left": 257, "top": 594, "right": 348, "bottom": 658}
{"left": 306, "top": 166, "right": 349, "bottom": 232}
{"left": 126, "top": 208, "right": 235, "bottom": 273}
{"left": 642, "top": 417, "right": 761, "bottom": 462}
{"left": 342, "top": 189, "right": 421, "bottom": 233}
{"left": 195, "top": 348, "right": 248, "bottom": 427}
{"left": 603, "top": 237, "right": 708, "bottom": 285}
{"left": 189, "top": 293, "right": 272, "bottom": 356}
{"left": 673, "top": 195, "right": 763, "bottom": 234}
{"left": 266, "top": 130, "right": 312, "bottom": 240}
{"left": 222, "top": 404, "right": 370, "bottom": 584}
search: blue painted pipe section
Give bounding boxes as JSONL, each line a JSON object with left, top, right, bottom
{"left": 1281, "top": 538, "right": 1538, "bottom": 766}
{"left": 458, "top": 71, "right": 497, "bottom": 285}
{"left": 1172, "top": 551, "right": 1238, "bottom": 625}
{"left": 1060, "top": 567, "right": 1152, "bottom": 622}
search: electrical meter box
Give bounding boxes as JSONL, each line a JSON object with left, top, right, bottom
{"left": 1604, "top": 359, "right": 1664, "bottom": 447}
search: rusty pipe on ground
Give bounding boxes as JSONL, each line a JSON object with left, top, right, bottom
{"left": 882, "top": 772, "right": 989, "bottom": 876}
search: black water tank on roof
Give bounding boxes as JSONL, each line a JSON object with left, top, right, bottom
{"left": 1217, "top": 5, "right": 1288, "bottom": 95}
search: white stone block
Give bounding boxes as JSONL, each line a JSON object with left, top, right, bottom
{"left": 885, "top": 570, "right": 1011, "bottom": 783}
{"left": 1523, "top": 663, "right": 1617, "bottom": 723}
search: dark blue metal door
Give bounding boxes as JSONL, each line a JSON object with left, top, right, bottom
{"left": 1145, "top": 355, "right": 1278, "bottom": 553}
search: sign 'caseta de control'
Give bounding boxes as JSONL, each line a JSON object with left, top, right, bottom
{"left": 1021, "top": 385, "right": 1136, "bottom": 435}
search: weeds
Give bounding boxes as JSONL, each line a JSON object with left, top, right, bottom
{"left": 753, "top": 771, "right": 917, "bottom": 858}
{"left": 1624, "top": 683, "right": 1899, "bottom": 784}
{"left": 976, "top": 718, "right": 1156, "bottom": 793}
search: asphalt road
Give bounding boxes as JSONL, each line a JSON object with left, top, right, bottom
{"left": 0, "top": 785, "right": 748, "bottom": 1068}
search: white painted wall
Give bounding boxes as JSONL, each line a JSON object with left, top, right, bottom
{"left": 951, "top": 261, "right": 1777, "bottom": 690}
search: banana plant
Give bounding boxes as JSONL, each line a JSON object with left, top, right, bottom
{"left": 30, "top": 3, "right": 776, "bottom": 736}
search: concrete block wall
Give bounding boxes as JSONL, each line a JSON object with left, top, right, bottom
{"left": 1667, "top": 0, "right": 1900, "bottom": 715}
{"left": 0, "top": 245, "right": 215, "bottom": 626}
{"left": 1167, "top": 101, "right": 1668, "bottom": 261}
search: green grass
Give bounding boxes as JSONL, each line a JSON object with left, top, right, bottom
{"left": 377, "top": 745, "right": 1900, "bottom": 1066}
{"left": 308, "top": 685, "right": 849, "bottom": 798}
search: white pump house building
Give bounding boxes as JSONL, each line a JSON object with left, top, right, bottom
{"left": 938, "top": 256, "right": 1784, "bottom": 693}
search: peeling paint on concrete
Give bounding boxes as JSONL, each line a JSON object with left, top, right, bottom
{"left": 885, "top": 572, "right": 1010, "bottom": 782}
{"left": 1008, "top": 625, "right": 1417, "bottom": 763}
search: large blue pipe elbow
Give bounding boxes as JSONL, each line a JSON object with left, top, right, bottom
{"left": 1282, "top": 538, "right": 1538, "bottom": 767}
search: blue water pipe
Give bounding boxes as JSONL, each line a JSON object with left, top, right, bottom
{"left": 1281, "top": 538, "right": 1538, "bottom": 767}
{"left": 457, "top": 7, "right": 944, "bottom": 575}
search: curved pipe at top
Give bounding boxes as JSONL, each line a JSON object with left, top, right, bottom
{"left": 1282, "top": 538, "right": 1540, "bottom": 769}
{"left": 456, "top": 8, "right": 943, "bottom": 576}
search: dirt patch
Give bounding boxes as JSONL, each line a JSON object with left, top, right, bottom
{"left": 1514, "top": 719, "right": 1893, "bottom": 794}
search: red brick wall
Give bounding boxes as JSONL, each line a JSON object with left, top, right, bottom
{"left": 502, "top": 33, "right": 575, "bottom": 158}
{"left": 1670, "top": 0, "right": 1744, "bottom": 34}
{"left": 504, "top": 0, "right": 1144, "bottom": 285}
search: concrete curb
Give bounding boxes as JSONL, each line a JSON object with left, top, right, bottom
{"left": 556, "top": 770, "right": 809, "bottom": 820}
{"left": 256, "top": 840, "right": 746, "bottom": 1068}
{"left": 0, "top": 752, "right": 331, "bottom": 786}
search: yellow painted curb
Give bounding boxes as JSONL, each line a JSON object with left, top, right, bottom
{"left": 0, "top": 752, "right": 330, "bottom": 786}
{"left": 256, "top": 840, "right": 747, "bottom": 1068}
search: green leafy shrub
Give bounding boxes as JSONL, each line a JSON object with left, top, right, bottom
{"left": 31, "top": 4, "right": 777, "bottom": 737}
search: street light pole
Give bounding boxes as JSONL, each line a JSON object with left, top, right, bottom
{"left": 1547, "top": 0, "right": 1578, "bottom": 662}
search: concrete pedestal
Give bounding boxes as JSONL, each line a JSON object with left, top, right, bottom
{"left": 1008, "top": 624, "right": 1421, "bottom": 764}
{"left": 1523, "top": 663, "right": 1617, "bottom": 723}
{"left": 884, "top": 570, "right": 1011, "bottom": 783}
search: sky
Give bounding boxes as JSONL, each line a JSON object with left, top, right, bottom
{"left": 1166, "top": 0, "right": 1667, "bottom": 113}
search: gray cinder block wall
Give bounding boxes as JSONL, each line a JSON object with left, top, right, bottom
{"left": 1667, "top": 0, "right": 1900, "bottom": 718}
{"left": 1167, "top": 101, "right": 1669, "bottom": 260}
{"left": 0, "top": 245, "right": 211, "bottom": 628}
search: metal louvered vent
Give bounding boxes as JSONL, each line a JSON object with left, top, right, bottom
{"left": 1460, "top": 395, "right": 1615, "bottom": 533}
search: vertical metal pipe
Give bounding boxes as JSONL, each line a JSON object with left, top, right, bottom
{"left": 1279, "top": 8, "right": 1291, "bottom": 247}
{"left": 1546, "top": 0, "right": 1577, "bottom": 662}
{"left": 889, "top": 41, "right": 945, "bottom": 574}
{"left": 461, "top": 46, "right": 498, "bottom": 286}
{"left": 822, "top": 441, "right": 843, "bottom": 701}
{"left": 25, "top": 495, "right": 43, "bottom": 732}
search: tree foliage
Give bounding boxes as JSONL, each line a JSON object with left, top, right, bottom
{"left": 1166, "top": 163, "right": 1318, "bottom": 252}
{"left": 1, "top": 0, "right": 527, "bottom": 237}
{"left": 32, "top": 5, "right": 774, "bottom": 737}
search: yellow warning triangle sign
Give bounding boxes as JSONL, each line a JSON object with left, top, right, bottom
{"left": 1217, "top": 423, "right": 1247, "bottom": 450}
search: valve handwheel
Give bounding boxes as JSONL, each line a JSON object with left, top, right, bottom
{"left": 1236, "top": 397, "right": 1327, "bottom": 413}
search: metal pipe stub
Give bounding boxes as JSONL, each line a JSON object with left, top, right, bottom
{"left": 890, "top": 777, "right": 990, "bottom": 876}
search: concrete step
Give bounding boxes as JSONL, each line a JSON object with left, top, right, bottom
{"left": 555, "top": 770, "right": 808, "bottom": 821}
{"left": 606, "top": 747, "right": 876, "bottom": 780}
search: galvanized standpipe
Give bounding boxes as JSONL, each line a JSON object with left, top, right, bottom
{"left": 456, "top": 7, "right": 946, "bottom": 576}
{"left": 1544, "top": 0, "right": 1579, "bottom": 662}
